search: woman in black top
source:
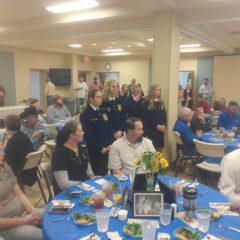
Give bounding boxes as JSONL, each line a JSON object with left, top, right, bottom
{"left": 143, "top": 84, "right": 167, "bottom": 150}
{"left": 4, "top": 114, "right": 35, "bottom": 186}
{"left": 52, "top": 120, "right": 95, "bottom": 195}
{"left": 190, "top": 107, "right": 211, "bottom": 133}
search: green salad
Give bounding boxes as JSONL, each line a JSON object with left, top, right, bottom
{"left": 79, "top": 196, "right": 94, "bottom": 205}
{"left": 112, "top": 181, "right": 120, "bottom": 191}
{"left": 73, "top": 212, "right": 96, "bottom": 225}
{"left": 124, "top": 223, "right": 142, "bottom": 237}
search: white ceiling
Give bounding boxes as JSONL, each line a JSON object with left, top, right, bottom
{"left": 0, "top": 0, "right": 240, "bottom": 56}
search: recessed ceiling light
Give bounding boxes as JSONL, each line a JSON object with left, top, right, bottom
{"left": 112, "top": 42, "right": 116, "bottom": 44}
{"left": 127, "top": 45, "right": 131, "bottom": 48}
{"left": 46, "top": 0, "right": 99, "bottom": 13}
{"left": 69, "top": 43, "right": 82, "bottom": 48}
{"left": 92, "top": 43, "right": 96, "bottom": 46}
{"left": 147, "top": 38, "right": 154, "bottom": 42}
{"left": 101, "top": 49, "right": 124, "bottom": 52}
{"left": 108, "top": 46, "right": 112, "bottom": 49}
{"left": 179, "top": 36, "right": 183, "bottom": 40}
{"left": 180, "top": 44, "right": 201, "bottom": 48}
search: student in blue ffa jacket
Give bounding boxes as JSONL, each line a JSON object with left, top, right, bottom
{"left": 80, "top": 89, "right": 114, "bottom": 176}
{"left": 143, "top": 84, "right": 167, "bottom": 150}
{"left": 173, "top": 107, "right": 203, "bottom": 154}
{"left": 124, "top": 84, "right": 144, "bottom": 121}
{"left": 217, "top": 100, "right": 240, "bottom": 130}
{"left": 101, "top": 80, "right": 126, "bottom": 140}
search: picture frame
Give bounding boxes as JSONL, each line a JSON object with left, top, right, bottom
{"left": 132, "top": 191, "right": 164, "bottom": 218}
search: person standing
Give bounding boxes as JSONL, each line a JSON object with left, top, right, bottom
{"left": 143, "top": 84, "right": 167, "bottom": 151}
{"left": 0, "top": 84, "right": 6, "bottom": 106}
{"left": 80, "top": 89, "right": 114, "bottom": 176}
{"left": 199, "top": 78, "right": 212, "bottom": 103}
{"left": 74, "top": 75, "right": 88, "bottom": 113}
{"left": 102, "top": 80, "right": 126, "bottom": 140}
{"left": 89, "top": 77, "right": 103, "bottom": 91}
{"left": 124, "top": 84, "right": 144, "bottom": 121}
{"left": 45, "top": 77, "right": 56, "bottom": 106}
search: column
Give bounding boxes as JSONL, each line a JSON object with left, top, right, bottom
{"left": 152, "top": 11, "right": 180, "bottom": 161}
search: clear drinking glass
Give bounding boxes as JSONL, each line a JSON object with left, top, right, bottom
{"left": 196, "top": 209, "right": 211, "bottom": 233}
{"left": 95, "top": 209, "right": 110, "bottom": 232}
{"left": 159, "top": 203, "right": 172, "bottom": 226}
{"left": 102, "top": 182, "right": 112, "bottom": 199}
{"left": 141, "top": 222, "right": 157, "bottom": 240}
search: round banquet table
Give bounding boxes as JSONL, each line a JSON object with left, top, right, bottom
{"left": 42, "top": 175, "right": 240, "bottom": 240}
{"left": 202, "top": 131, "right": 240, "bottom": 163}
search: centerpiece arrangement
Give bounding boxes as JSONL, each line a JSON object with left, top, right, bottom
{"left": 134, "top": 151, "right": 169, "bottom": 191}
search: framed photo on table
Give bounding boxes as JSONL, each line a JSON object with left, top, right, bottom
{"left": 132, "top": 191, "right": 164, "bottom": 218}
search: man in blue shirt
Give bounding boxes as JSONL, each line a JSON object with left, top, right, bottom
{"left": 20, "top": 107, "right": 56, "bottom": 150}
{"left": 173, "top": 107, "right": 203, "bottom": 150}
{"left": 217, "top": 100, "right": 240, "bottom": 130}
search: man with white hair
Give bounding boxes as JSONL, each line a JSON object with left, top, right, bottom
{"left": 173, "top": 107, "right": 203, "bottom": 149}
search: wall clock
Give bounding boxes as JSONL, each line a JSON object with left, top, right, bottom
{"left": 105, "top": 63, "right": 111, "bottom": 71}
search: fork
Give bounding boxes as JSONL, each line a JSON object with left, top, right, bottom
{"left": 216, "top": 224, "right": 240, "bottom": 233}
{"left": 48, "top": 215, "right": 71, "bottom": 223}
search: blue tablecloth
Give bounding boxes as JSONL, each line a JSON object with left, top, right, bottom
{"left": 42, "top": 175, "right": 240, "bottom": 240}
{"left": 202, "top": 132, "right": 240, "bottom": 164}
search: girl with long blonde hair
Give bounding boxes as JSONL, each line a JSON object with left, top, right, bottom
{"left": 101, "top": 80, "right": 126, "bottom": 139}
{"left": 143, "top": 84, "right": 167, "bottom": 150}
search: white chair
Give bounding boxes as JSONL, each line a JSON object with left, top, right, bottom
{"left": 193, "top": 139, "right": 225, "bottom": 183}
{"left": 172, "top": 131, "right": 197, "bottom": 177}
{"left": 38, "top": 161, "right": 54, "bottom": 201}
{"left": 23, "top": 144, "right": 47, "bottom": 204}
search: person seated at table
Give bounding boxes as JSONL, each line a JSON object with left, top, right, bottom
{"left": 20, "top": 107, "right": 56, "bottom": 150}
{"left": 173, "top": 107, "right": 203, "bottom": 152}
{"left": 4, "top": 114, "right": 35, "bottom": 187}
{"left": 46, "top": 95, "right": 71, "bottom": 123}
{"left": 29, "top": 98, "right": 47, "bottom": 124}
{"left": 0, "top": 150, "right": 43, "bottom": 240}
{"left": 52, "top": 120, "right": 95, "bottom": 195}
{"left": 193, "top": 93, "right": 211, "bottom": 113}
{"left": 190, "top": 108, "right": 211, "bottom": 133}
{"left": 219, "top": 149, "right": 240, "bottom": 198}
{"left": 108, "top": 117, "right": 155, "bottom": 174}
{"left": 217, "top": 100, "right": 240, "bottom": 130}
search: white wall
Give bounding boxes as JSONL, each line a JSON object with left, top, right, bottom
{"left": 93, "top": 56, "right": 151, "bottom": 92}
{"left": 213, "top": 55, "right": 240, "bottom": 102}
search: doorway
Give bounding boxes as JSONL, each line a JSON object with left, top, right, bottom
{"left": 29, "top": 70, "right": 48, "bottom": 111}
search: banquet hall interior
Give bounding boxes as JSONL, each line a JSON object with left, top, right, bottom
{"left": 1, "top": 1, "right": 240, "bottom": 239}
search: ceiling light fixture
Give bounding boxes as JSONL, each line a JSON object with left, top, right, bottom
{"left": 180, "top": 44, "right": 201, "bottom": 48}
{"left": 92, "top": 43, "right": 96, "bottom": 46}
{"left": 127, "top": 45, "right": 131, "bottom": 48}
{"left": 112, "top": 42, "right": 116, "bottom": 44}
{"left": 101, "top": 49, "right": 124, "bottom": 53}
{"left": 147, "top": 38, "right": 154, "bottom": 42}
{"left": 46, "top": 0, "right": 99, "bottom": 13}
{"left": 69, "top": 44, "right": 82, "bottom": 48}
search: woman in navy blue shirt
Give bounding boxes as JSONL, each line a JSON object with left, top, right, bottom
{"left": 80, "top": 89, "right": 114, "bottom": 176}
{"left": 143, "top": 84, "right": 167, "bottom": 150}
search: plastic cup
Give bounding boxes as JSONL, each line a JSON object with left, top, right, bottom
{"left": 196, "top": 209, "right": 211, "bottom": 233}
{"left": 93, "top": 191, "right": 105, "bottom": 210}
{"left": 159, "top": 203, "right": 172, "bottom": 226}
{"left": 141, "top": 221, "right": 157, "bottom": 240}
{"left": 95, "top": 209, "right": 110, "bottom": 232}
{"left": 102, "top": 182, "right": 112, "bottom": 199}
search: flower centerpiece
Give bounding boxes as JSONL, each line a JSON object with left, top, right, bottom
{"left": 134, "top": 152, "right": 169, "bottom": 191}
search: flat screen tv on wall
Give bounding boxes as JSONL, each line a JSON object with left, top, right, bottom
{"left": 49, "top": 68, "right": 71, "bottom": 86}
